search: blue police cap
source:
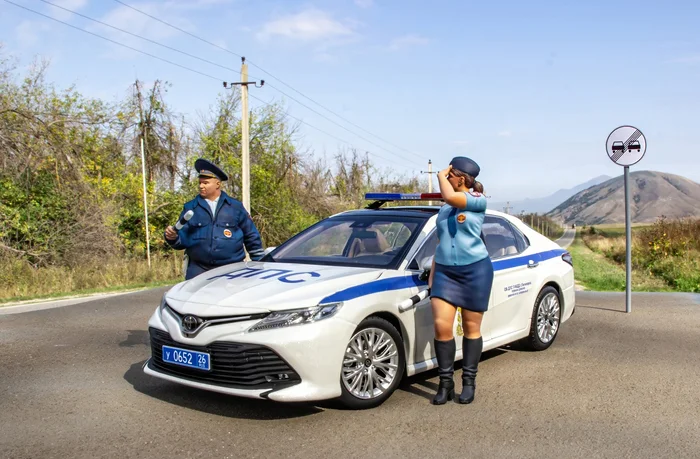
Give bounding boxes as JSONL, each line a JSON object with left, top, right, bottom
{"left": 449, "top": 156, "right": 480, "bottom": 178}
{"left": 195, "top": 158, "right": 228, "bottom": 181}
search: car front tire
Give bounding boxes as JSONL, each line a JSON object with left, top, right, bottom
{"left": 337, "top": 316, "right": 405, "bottom": 409}
{"left": 523, "top": 286, "right": 562, "bottom": 351}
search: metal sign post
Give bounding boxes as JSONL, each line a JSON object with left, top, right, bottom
{"left": 605, "top": 126, "right": 647, "bottom": 313}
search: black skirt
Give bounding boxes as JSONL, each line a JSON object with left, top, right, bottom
{"left": 430, "top": 256, "right": 494, "bottom": 312}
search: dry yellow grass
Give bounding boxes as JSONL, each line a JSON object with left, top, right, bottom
{"left": 0, "top": 254, "right": 183, "bottom": 302}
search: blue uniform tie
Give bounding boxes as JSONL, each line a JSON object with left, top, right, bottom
{"left": 448, "top": 207, "right": 458, "bottom": 238}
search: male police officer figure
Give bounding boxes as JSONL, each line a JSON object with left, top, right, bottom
{"left": 164, "top": 158, "right": 265, "bottom": 280}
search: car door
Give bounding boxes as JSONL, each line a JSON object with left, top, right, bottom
{"left": 407, "top": 230, "right": 492, "bottom": 365}
{"left": 481, "top": 216, "right": 537, "bottom": 340}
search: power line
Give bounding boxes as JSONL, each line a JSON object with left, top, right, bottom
{"left": 3, "top": 0, "right": 420, "bottom": 172}
{"left": 260, "top": 80, "right": 425, "bottom": 162}
{"left": 37, "top": 0, "right": 244, "bottom": 77}
{"left": 260, "top": 81, "right": 419, "bottom": 163}
{"left": 110, "top": 0, "right": 426, "bottom": 162}
{"left": 248, "top": 93, "right": 418, "bottom": 173}
{"left": 36, "top": 0, "right": 423, "bottom": 166}
{"left": 3, "top": 0, "right": 223, "bottom": 82}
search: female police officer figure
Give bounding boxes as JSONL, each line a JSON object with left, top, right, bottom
{"left": 429, "top": 156, "right": 493, "bottom": 405}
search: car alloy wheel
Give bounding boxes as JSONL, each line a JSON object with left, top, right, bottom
{"left": 342, "top": 327, "right": 399, "bottom": 400}
{"left": 536, "top": 292, "right": 560, "bottom": 344}
{"left": 524, "top": 286, "right": 562, "bottom": 351}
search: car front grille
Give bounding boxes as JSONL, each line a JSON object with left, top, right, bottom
{"left": 148, "top": 328, "right": 301, "bottom": 390}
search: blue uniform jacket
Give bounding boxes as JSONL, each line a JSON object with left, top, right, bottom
{"left": 434, "top": 191, "right": 489, "bottom": 266}
{"left": 165, "top": 192, "right": 265, "bottom": 268}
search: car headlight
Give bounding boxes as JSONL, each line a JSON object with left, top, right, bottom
{"left": 247, "top": 302, "right": 343, "bottom": 332}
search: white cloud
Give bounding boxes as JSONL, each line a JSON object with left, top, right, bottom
{"left": 166, "top": 0, "right": 235, "bottom": 11}
{"left": 15, "top": 21, "right": 50, "bottom": 48}
{"left": 388, "top": 34, "right": 430, "bottom": 51}
{"left": 354, "top": 0, "right": 374, "bottom": 7}
{"left": 257, "top": 9, "right": 356, "bottom": 42}
{"left": 498, "top": 130, "right": 512, "bottom": 137}
{"left": 98, "top": 4, "right": 186, "bottom": 41}
{"left": 89, "top": 2, "right": 195, "bottom": 59}
{"left": 451, "top": 140, "right": 470, "bottom": 146}
{"left": 47, "top": 0, "right": 89, "bottom": 21}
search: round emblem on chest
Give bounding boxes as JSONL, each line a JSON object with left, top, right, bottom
{"left": 223, "top": 229, "right": 232, "bottom": 238}
{"left": 457, "top": 214, "right": 466, "bottom": 224}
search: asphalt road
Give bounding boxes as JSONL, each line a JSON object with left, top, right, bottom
{"left": 2, "top": 288, "right": 700, "bottom": 459}
{"left": 556, "top": 227, "right": 576, "bottom": 249}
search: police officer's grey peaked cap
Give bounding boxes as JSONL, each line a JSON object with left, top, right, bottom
{"left": 195, "top": 158, "right": 228, "bottom": 181}
{"left": 449, "top": 156, "right": 480, "bottom": 178}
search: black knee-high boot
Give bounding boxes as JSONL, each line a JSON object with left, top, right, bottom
{"left": 432, "top": 338, "right": 456, "bottom": 405}
{"left": 459, "top": 336, "right": 482, "bottom": 404}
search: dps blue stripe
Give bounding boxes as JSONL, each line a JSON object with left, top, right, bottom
{"left": 321, "top": 248, "right": 568, "bottom": 303}
{"left": 491, "top": 249, "right": 567, "bottom": 271}
{"left": 321, "top": 275, "right": 424, "bottom": 303}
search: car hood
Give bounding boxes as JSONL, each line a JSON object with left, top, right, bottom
{"left": 165, "top": 261, "right": 384, "bottom": 316}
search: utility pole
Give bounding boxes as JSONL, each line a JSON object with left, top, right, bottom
{"left": 503, "top": 201, "right": 513, "bottom": 215}
{"left": 140, "top": 137, "right": 151, "bottom": 269}
{"left": 223, "top": 57, "right": 264, "bottom": 213}
{"left": 240, "top": 60, "right": 250, "bottom": 213}
{"left": 134, "top": 79, "right": 150, "bottom": 269}
{"left": 420, "top": 159, "right": 437, "bottom": 205}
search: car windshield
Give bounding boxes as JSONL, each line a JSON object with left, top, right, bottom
{"left": 263, "top": 214, "right": 428, "bottom": 269}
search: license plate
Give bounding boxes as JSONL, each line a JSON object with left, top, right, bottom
{"left": 162, "top": 345, "right": 211, "bottom": 371}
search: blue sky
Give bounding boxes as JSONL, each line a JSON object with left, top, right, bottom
{"left": 1, "top": 0, "right": 699, "bottom": 202}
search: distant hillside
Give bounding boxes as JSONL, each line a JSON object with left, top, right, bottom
{"left": 547, "top": 171, "right": 700, "bottom": 224}
{"left": 488, "top": 175, "right": 612, "bottom": 214}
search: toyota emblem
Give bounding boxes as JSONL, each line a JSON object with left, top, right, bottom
{"left": 182, "top": 315, "right": 200, "bottom": 332}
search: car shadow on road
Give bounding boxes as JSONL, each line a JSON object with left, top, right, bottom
{"left": 575, "top": 304, "right": 625, "bottom": 313}
{"left": 398, "top": 348, "right": 508, "bottom": 402}
{"left": 119, "top": 330, "right": 150, "bottom": 348}
{"left": 124, "top": 360, "right": 327, "bottom": 420}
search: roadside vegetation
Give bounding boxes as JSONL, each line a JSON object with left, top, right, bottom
{"left": 521, "top": 213, "right": 565, "bottom": 240}
{"left": 0, "top": 54, "right": 420, "bottom": 302}
{"left": 578, "top": 218, "right": 700, "bottom": 292}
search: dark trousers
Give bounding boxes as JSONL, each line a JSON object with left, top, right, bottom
{"left": 185, "top": 260, "right": 219, "bottom": 280}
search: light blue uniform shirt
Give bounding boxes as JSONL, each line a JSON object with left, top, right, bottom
{"left": 434, "top": 191, "right": 489, "bottom": 266}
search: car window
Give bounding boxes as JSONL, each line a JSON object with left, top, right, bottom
{"left": 408, "top": 230, "right": 438, "bottom": 270}
{"left": 288, "top": 221, "right": 354, "bottom": 257}
{"left": 266, "top": 215, "right": 427, "bottom": 269}
{"left": 507, "top": 221, "right": 530, "bottom": 252}
{"left": 482, "top": 216, "right": 520, "bottom": 259}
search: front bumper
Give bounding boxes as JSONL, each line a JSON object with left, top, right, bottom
{"left": 143, "top": 306, "right": 358, "bottom": 402}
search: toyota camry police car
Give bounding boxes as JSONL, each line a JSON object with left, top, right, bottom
{"left": 143, "top": 193, "right": 575, "bottom": 409}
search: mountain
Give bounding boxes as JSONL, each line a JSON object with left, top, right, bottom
{"left": 488, "top": 175, "right": 612, "bottom": 214}
{"left": 547, "top": 171, "right": 700, "bottom": 224}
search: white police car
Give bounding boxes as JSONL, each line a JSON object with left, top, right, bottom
{"left": 143, "top": 193, "right": 575, "bottom": 409}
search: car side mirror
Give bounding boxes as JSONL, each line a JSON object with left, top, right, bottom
{"left": 419, "top": 256, "right": 433, "bottom": 281}
{"left": 421, "top": 256, "right": 434, "bottom": 272}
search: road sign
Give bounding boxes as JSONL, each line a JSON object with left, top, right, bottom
{"left": 606, "top": 125, "right": 646, "bottom": 166}
{"left": 605, "top": 125, "right": 647, "bottom": 314}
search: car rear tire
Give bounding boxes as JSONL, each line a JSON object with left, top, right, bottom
{"left": 523, "top": 286, "right": 561, "bottom": 351}
{"left": 337, "top": 316, "right": 405, "bottom": 409}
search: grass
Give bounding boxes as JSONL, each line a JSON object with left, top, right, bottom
{"left": 568, "top": 232, "right": 672, "bottom": 292}
{"left": 0, "top": 279, "right": 178, "bottom": 306}
{"left": 581, "top": 223, "right": 651, "bottom": 238}
{"left": 579, "top": 218, "right": 700, "bottom": 293}
{"left": 0, "top": 254, "right": 183, "bottom": 303}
